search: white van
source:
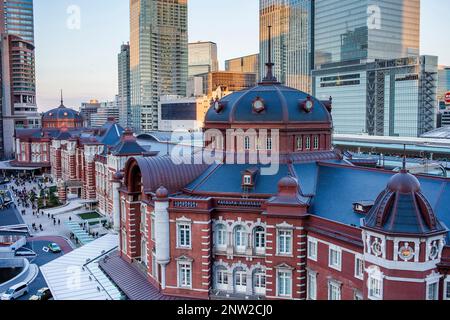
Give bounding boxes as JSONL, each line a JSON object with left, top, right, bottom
{"left": 1, "top": 282, "right": 29, "bottom": 300}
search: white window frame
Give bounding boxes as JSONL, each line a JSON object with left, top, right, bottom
{"left": 243, "top": 175, "right": 252, "bottom": 185}
{"left": 368, "top": 273, "right": 383, "bottom": 300}
{"left": 121, "top": 229, "right": 127, "bottom": 255}
{"left": 177, "top": 223, "right": 192, "bottom": 249}
{"left": 234, "top": 269, "right": 247, "bottom": 293}
{"left": 254, "top": 270, "right": 266, "bottom": 296}
{"left": 328, "top": 245, "right": 342, "bottom": 271}
{"left": 444, "top": 277, "right": 450, "bottom": 300}
{"left": 313, "top": 135, "right": 319, "bottom": 150}
{"left": 254, "top": 226, "right": 266, "bottom": 255}
{"left": 215, "top": 224, "right": 227, "bottom": 250}
{"left": 177, "top": 261, "right": 192, "bottom": 289}
{"left": 266, "top": 137, "right": 272, "bottom": 150}
{"left": 305, "top": 136, "right": 311, "bottom": 150}
{"left": 307, "top": 238, "right": 318, "bottom": 261}
{"left": 244, "top": 136, "right": 251, "bottom": 150}
{"left": 328, "top": 280, "right": 341, "bottom": 300}
{"left": 234, "top": 225, "right": 247, "bottom": 252}
{"left": 215, "top": 268, "right": 228, "bottom": 291}
{"left": 307, "top": 270, "right": 317, "bottom": 300}
{"left": 426, "top": 281, "right": 439, "bottom": 301}
{"left": 296, "top": 136, "right": 303, "bottom": 150}
{"left": 150, "top": 215, "right": 155, "bottom": 241}
{"left": 277, "top": 229, "right": 293, "bottom": 256}
{"left": 354, "top": 255, "right": 364, "bottom": 280}
{"left": 277, "top": 269, "right": 292, "bottom": 298}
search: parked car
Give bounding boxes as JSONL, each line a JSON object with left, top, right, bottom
{"left": 48, "top": 243, "right": 61, "bottom": 253}
{"left": 29, "top": 287, "right": 52, "bottom": 301}
{"left": 1, "top": 282, "right": 28, "bottom": 300}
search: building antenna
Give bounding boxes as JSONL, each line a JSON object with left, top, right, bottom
{"left": 60, "top": 89, "right": 64, "bottom": 106}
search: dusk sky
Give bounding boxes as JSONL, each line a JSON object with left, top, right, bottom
{"left": 34, "top": 0, "right": 450, "bottom": 112}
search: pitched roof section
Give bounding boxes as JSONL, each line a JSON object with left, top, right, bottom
{"left": 111, "top": 128, "right": 149, "bottom": 156}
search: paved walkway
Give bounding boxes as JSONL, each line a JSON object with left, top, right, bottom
{"left": 28, "top": 236, "right": 75, "bottom": 253}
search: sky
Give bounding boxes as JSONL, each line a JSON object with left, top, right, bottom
{"left": 34, "top": 0, "right": 450, "bottom": 112}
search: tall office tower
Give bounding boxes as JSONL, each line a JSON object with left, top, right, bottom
{"left": 314, "top": 0, "right": 420, "bottom": 68}
{"left": 118, "top": 43, "right": 131, "bottom": 128}
{"left": 90, "top": 97, "right": 120, "bottom": 128}
{"left": 80, "top": 99, "right": 101, "bottom": 127}
{"left": 437, "top": 66, "right": 450, "bottom": 109}
{"left": 259, "top": 0, "right": 314, "bottom": 93}
{"left": 225, "top": 54, "right": 260, "bottom": 77}
{"left": 200, "top": 71, "right": 257, "bottom": 96}
{"left": 130, "top": 0, "right": 188, "bottom": 133}
{"left": 188, "top": 41, "right": 218, "bottom": 77}
{"left": 314, "top": 56, "right": 437, "bottom": 137}
{"left": 2, "top": 0, "right": 35, "bottom": 43}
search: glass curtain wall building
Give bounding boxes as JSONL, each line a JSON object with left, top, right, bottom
{"left": 260, "top": 0, "right": 314, "bottom": 93}
{"left": 130, "top": 0, "right": 188, "bottom": 133}
{"left": 438, "top": 66, "right": 450, "bottom": 109}
{"left": 2, "top": 0, "right": 34, "bottom": 43}
{"left": 188, "top": 41, "right": 218, "bottom": 77}
{"left": 314, "top": 0, "right": 420, "bottom": 68}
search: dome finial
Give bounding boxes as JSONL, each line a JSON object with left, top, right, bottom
{"left": 60, "top": 89, "right": 64, "bottom": 107}
{"left": 402, "top": 144, "right": 407, "bottom": 173}
{"left": 261, "top": 25, "right": 279, "bottom": 84}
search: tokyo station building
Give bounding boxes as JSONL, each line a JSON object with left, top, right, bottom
{"left": 114, "top": 63, "right": 450, "bottom": 301}
{"left": 12, "top": 100, "right": 152, "bottom": 222}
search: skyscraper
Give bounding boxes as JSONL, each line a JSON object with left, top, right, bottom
{"left": 2, "top": 0, "right": 35, "bottom": 43}
{"left": 118, "top": 43, "right": 131, "bottom": 128}
{"left": 314, "top": 0, "right": 420, "bottom": 68}
{"left": 0, "top": 0, "right": 38, "bottom": 159}
{"left": 225, "top": 54, "right": 260, "bottom": 77}
{"left": 130, "top": 0, "right": 188, "bottom": 133}
{"left": 259, "top": 0, "right": 314, "bottom": 93}
{"left": 437, "top": 66, "right": 450, "bottom": 109}
{"left": 188, "top": 41, "right": 218, "bottom": 77}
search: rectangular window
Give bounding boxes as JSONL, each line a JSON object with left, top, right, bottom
{"left": 278, "top": 271, "right": 292, "bottom": 297}
{"left": 307, "top": 271, "right": 317, "bottom": 300}
{"left": 278, "top": 230, "right": 292, "bottom": 255}
{"left": 243, "top": 175, "right": 252, "bottom": 185}
{"left": 328, "top": 281, "right": 341, "bottom": 300}
{"left": 445, "top": 280, "right": 450, "bottom": 300}
{"left": 307, "top": 238, "right": 318, "bottom": 261}
{"left": 296, "top": 136, "right": 303, "bottom": 150}
{"left": 178, "top": 262, "right": 192, "bottom": 288}
{"left": 217, "top": 269, "right": 228, "bottom": 286}
{"left": 244, "top": 136, "right": 250, "bottom": 150}
{"left": 266, "top": 137, "right": 272, "bottom": 150}
{"left": 150, "top": 215, "right": 155, "bottom": 241}
{"left": 329, "top": 246, "right": 342, "bottom": 271}
{"left": 368, "top": 275, "right": 383, "bottom": 300}
{"left": 305, "top": 136, "right": 311, "bottom": 150}
{"left": 177, "top": 223, "right": 191, "bottom": 248}
{"left": 313, "top": 136, "right": 319, "bottom": 150}
{"left": 355, "top": 256, "right": 364, "bottom": 280}
{"left": 427, "top": 282, "right": 439, "bottom": 300}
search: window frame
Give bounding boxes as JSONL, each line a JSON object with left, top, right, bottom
{"left": 177, "top": 223, "right": 192, "bottom": 249}
{"left": 277, "top": 269, "right": 292, "bottom": 298}
{"left": 307, "top": 238, "right": 318, "bottom": 261}
{"left": 354, "top": 255, "right": 364, "bottom": 280}
{"left": 307, "top": 270, "right": 317, "bottom": 300}
{"left": 277, "top": 229, "right": 293, "bottom": 256}
{"left": 328, "top": 280, "right": 341, "bottom": 300}
{"left": 328, "top": 245, "right": 342, "bottom": 271}
{"left": 177, "top": 261, "right": 192, "bottom": 289}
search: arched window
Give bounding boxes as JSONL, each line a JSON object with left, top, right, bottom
{"left": 234, "top": 267, "right": 247, "bottom": 293}
{"left": 215, "top": 266, "right": 228, "bottom": 291}
{"left": 253, "top": 269, "right": 266, "bottom": 296}
{"left": 254, "top": 226, "right": 266, "bottom": 254}
{"left": 215, "top": 224, "right": 227, "bottom": 249}
{"left": 234, "top": 225, "right": 246, "bottom": 252}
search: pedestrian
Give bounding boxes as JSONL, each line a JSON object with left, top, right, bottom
{"left": 53, "top": 219, "right": 56, "bottom": 226}
{"left": 69, "top": 216, "right": 72, "bottom": 222}
{"left": 39, "top": 224, "right": 42, "bottom": 231}
{"left": 58, "top": 219, "right": 61, "bottom": 225}
{"left": 48, "top": 213, "right": 50, "bottom": 219}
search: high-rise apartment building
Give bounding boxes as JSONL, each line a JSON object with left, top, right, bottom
{"left": 188, "top": 41, "right": 218, "bottom": 77}
{"left": 118, "top": 43, "right": 131, "bottom": 128}
{"left": 260, "top": 0, "right": 314, "bottom": 93}
{"left": 314, "top": 0, "right": 420, "bottom": 68}
{"left": 130, "top": 0, "right": 188, "bottom": 133}
{"left": 225, "top": 54, "right": 260, "bottom": 77}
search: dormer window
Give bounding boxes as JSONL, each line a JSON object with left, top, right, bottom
{"left": 353, "top": 201, "right": 374, "bottom": 214}
{"left": 241, "top": 167, "right": 259, "bottom": 188}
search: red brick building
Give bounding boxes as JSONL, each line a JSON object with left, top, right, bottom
{"left": 115, "top": 64, "right": 450, "bottom": 300}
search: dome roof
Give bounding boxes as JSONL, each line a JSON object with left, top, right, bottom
{"left": 364, "top": 170, "right": 446, "bottom": 236}
{"left": 204, "top": 83, "right": 332, "bottom": 125}
{"left": 42, "top": 104, "right": 83, "bottom": 122}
